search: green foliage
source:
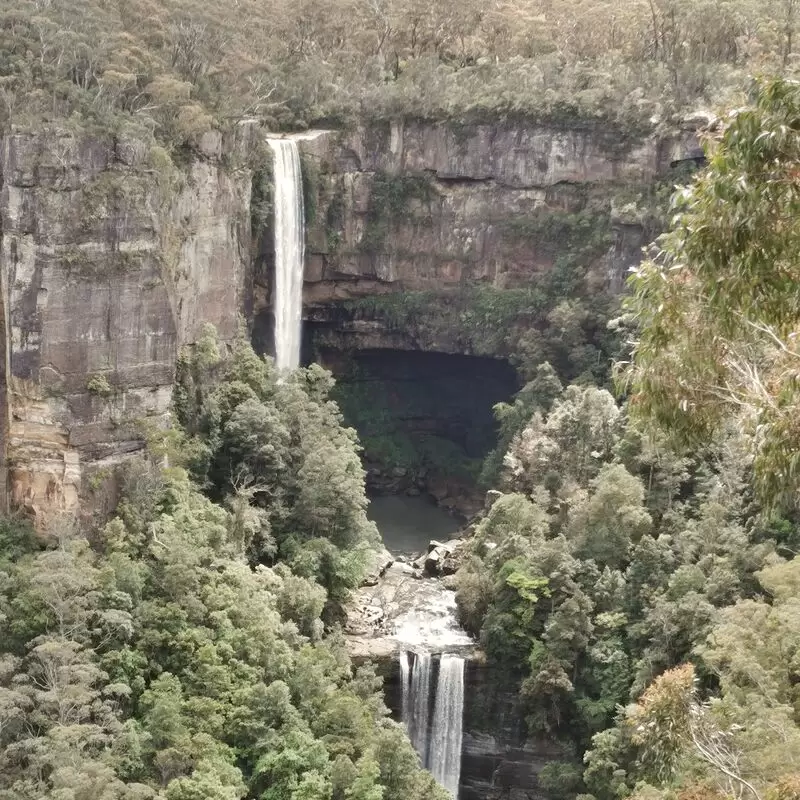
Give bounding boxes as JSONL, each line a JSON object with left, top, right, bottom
{"left": 301, "top": 153, "right": 321, "bottom": 225}
{"left": 172, "top": 329, "right": 378, "bottom": 606}
{"left": 480, "top": 362, "right": 564, "bottom": 486}
{"left": 87, "top": 373, "right": 114, "bottom": 396}
{"left": 620, "top": 78, "right": 800, "bottom": 510}
{"left": 627, "top": 664, "right": 694, "bottom": 784}
{"left": 0, "top": 454, "right": 444, "bottom": 800}
{"left": 343, "top": 284, "right": 609, "bottom": 380}
{"left": 1, "top": 0, "right": 798, "bottom": 144}
{"left": 332, "top": 367, "right": 485, "bottom": 484}
{"left": 360, "top": 172, "right": 435, "bottom": 254}
{"left": 458, "top": 374, "right": 796, "bottom": 768}
{"left": 251, "top": 157, "right": 275, "bottom": 233}
{"left": 502, "top": 206, "right": 612, "bottom": 294}
{"left": 538, "top": 761, "right": 585, "bottom": 800}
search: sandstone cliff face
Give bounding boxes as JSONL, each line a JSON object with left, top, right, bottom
{"left": 0, "top": 126, "right": 255, "bottom": 521}
{"left": 296, "top": 119, "right": 698, "bottom": 295}
{"left": 250, "top": 119, "right": 702, "bottom": 357}
{"left": 2, "top": 116, "right": 703, "bottom": 520}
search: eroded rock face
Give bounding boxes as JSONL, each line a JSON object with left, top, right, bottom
{"left": 0, "top": 126, "right": 255, "bottom": 522}
{"left": 1, "top": 116, "right": 704, "bottom": 521}
{"left": 289, "top": 120, "right": 702, "bottom": 313}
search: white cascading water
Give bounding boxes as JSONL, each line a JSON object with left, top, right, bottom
{"left": 428, "top": 655, "right": 465, "bottom": 799}
{"left": 399, "top": 651, "right": 464, "bottom": 799}
{"left": 267, "top": 138, "right": 305, "bottom": 372}
{"left": 409, "top": 651, "right": 432, "bottom": 763}
{"left": 399, "top": 651, "right": 411, "bottom": 728}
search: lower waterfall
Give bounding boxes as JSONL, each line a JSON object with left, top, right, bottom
{"left": 399, "top": 651, "right": 464, "bottom": 799}
{"left": 399, "top": 651, "right": 411, "bottom": 727}
{"left": 429, "top": 655, "right": 465, "bottom": 798}
{"left": 409, "top": 652, "right": 432, "bottom": 763}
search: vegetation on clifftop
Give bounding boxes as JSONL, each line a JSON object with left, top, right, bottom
{"left": 2, "top": 0, "right": 800, "bottom": 143}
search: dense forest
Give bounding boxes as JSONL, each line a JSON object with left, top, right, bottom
{"left": 2, "top": 0, "right": 799, "bottom": 140}
{"left": 1, "top": 0, "right": 800, "bottom": 799}
{"left": 0, "top": 335, "right": 450, "bottom": 800}
{"left": 453, "top": 79, "right": 800, "bottom": 800}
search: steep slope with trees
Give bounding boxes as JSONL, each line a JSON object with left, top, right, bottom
{"left": 621, "top": 77, "right": 800, "bottom": 509}
{"left": 0, "top": 333, "right": 446, "bottom": 800}
{"left": 453, "top": 78, "right": 800, "bottom": 800}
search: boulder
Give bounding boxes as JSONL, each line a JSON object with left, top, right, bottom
{"left": 415, "top": 537, "right": 464, "bottom": 576}
{"left": 440, "top": 552, "right": 460, "bottom": 576}
{"left": 362, "top": 546, "right": 394, "bottom": 587}
{"left": 485, "top": 489, "right": 503, "bottom": 509}
{"left": 424, "top": 547, "right": 447, "bottom": 575}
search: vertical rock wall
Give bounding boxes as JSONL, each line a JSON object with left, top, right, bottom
{"left": 293, "top": 120, "right": 701, "bottom": 305}
{"left": 0, "top": 125, "right": 256, "bottom": 523}
{"left": 1, "top": 117, "right": 706, "bottom": 521}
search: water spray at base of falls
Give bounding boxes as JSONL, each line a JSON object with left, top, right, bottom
{"left": 400, "top": 651, "right": 465, "bottom": 799}
{"left": 267, "top": 138, "right": 305, "bottom": 372}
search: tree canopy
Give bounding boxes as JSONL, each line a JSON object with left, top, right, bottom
{"left": 0, "top": 335, "right": 445, "bottom": 800}
{"left": 1, "top": 0, "right": 799, "bottom": 142}
{"left": 454, "top": 79, "right": 800, "bottom": 800}
{"left": 620, "top": 78, "right": 800, "bottom": 509}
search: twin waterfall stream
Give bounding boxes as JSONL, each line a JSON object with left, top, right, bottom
{"left": 400, "top": 652, "right": 466, "bottom": 798}
{"left": 268, "top": 136, "right": 467, "bottom": 799}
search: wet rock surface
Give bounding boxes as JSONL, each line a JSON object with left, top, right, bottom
{"left": 413, "top": 538, "right": 462, "bottom": 577}
{"left": 345, "top": 556, "right": 474, "bottom": 660}
{"left": 362, "top": 545, "right": 394, "bottom": 587}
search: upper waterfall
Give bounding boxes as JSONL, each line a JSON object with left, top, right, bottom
{"left": 267, "top": 138, "right": 305, "bottom": 372}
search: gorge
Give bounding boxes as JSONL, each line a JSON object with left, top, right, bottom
{"left": 0, "top": 116, "right": 705, "bottom": 519}
{"left": 0, "top": 114, "right": 704, "bottom": 799}
{"left": 2, "top": 3, "right": 799, "bottom": 799}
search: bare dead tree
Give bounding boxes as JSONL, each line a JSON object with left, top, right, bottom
{"left": 688, "top": 704, "right": 763, "bottom": 800}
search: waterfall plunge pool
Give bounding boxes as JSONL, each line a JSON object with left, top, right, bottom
{"left": 368, "top": 493, "right": 461, "bottom": 557}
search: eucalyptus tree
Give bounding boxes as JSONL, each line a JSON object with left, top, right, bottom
{"left": 620, "top": 78, "right": 800, "bottom": 509}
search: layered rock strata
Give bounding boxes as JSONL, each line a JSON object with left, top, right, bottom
{"left": 2, "top": 116, "right": 704, "bottom": 520}
{"left": 0, "top": 125, "right": 256, "bottom": 520}
{"left": 279, "top": 119, "right": 704, "bottom": 356}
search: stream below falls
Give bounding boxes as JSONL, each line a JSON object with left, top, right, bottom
{"left": 367, "top": 493, "right": 461, "bottom": 555}
{"left": 365, "top": 494, "right": 471, "bottom": 799}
